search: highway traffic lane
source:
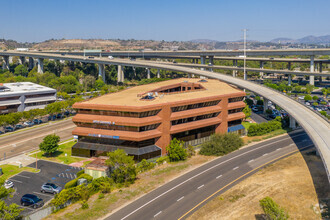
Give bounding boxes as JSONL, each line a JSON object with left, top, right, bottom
{"left": 107, "top": 130, "right": 309, "bottom": 220}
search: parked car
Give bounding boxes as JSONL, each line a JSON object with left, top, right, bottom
{"left": 0, "top": 130, "right": 4, "bottom": 135}
{"left": 33, "top": 119, "right": 43, "bottom": 124}
{"left": 252, "top": 107, "right": 259, "bottom": 112}
{"left": 108, "top": 56, "right": 114, "bottom": 59}
{"left": 4, "top": 180, "right": 14, "bottom": 189}
{"left": 41, "top": 183, "right": 62, "bottom": 194}
{"left": 48, "top": 115, "right": 56, "bottom": 121}
{"left": 56, "top": 113, "right": 63, "bottom": 119}
{"left": 20, "top": 194, "right": 44, "bottom": 209}
{"left": 24, "top": 121, "right": 34, "bottom": 127}
{"left": 4, "top": 126, "right": 14, "bottom": 132}
{"left": 15, "top": 124, "right": 25, "bottom": 130}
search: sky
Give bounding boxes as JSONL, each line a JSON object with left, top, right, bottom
{"left": 1, "top": 0, "right": 330, "bottom": 43}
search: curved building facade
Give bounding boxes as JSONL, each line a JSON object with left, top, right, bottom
{"left": 72, "top": 78, "right": 246, "bottom": 160}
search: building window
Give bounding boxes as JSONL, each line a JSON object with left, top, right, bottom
{"left": 171, "top": 100, "right": 220, "bottom": 112}
{"left": 228, "top": 108, "right": 244, "bottom": 114}
{"left": 171, "top": 112, "right": 220, "bottom": 126}
{"left": 25, "top": 93, "right": 55, "bottom": 98}
{"left": 228, "top": 97, "right": 244, "bottom": 103}
{"left": 77, "top": 109, "right": 161, "bottom": 118}
{"left": 79, "top": 136, "right": 156, "bottom": 148}
{"left": 228, "top": 119, "right": 243, "bottom": 127}
{"left": 75, "top": 122, "right": 160, "bottom": 132}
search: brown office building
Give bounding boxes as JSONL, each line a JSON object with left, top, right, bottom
{"left": 72, "top": 78, "right": 246, "bottom": 160}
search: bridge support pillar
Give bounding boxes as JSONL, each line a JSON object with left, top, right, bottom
{"left": 157, "top": 69, "right": 160, "bottom": 78}
{"left": 310, "top": 56, "right": 315, "bottom": 85}
{"left": 263, "top": 98, "right": 269, "bottom": 114}
{"left": 319, "top": 62, "right": 323, "bottom": 82}
{"left": 288, "top": 74, "right": 292, "bottom": 86}
{"left": 28, "top": 57, "right": 34, "bottom": 70}
{"left": 200, "top": 56, "right": 206, "bottom": 70}
{"left": 19, "top": 56, "right": 26, "bottom": 65}
{"left": 259, "top": 61, "right": 264, "bottom": 78}
{"left": 117, "top": 65, "right": 124, "bottom": 83}
{"left": 98, "top": 63, "right": 105, "bottom": 82}
{"left": 289, "top": 116, "right": 296, "bottom": 129}
{"left": 233, "top": 60, "right": 237, "bottom": 77}
{"left": 37, "top": 58, "right": 44, "bottom": 73}
{"left": 2, "top": 56, "right": 9, "bottom": 70}
{"left": 208, "top": 56, "right": 214, "bottom": 72}
{"left": 147, "top": 68, "right": 151, "bottom": 79}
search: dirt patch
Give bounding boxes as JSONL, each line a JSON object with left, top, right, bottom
{"left": 188, "top": 152, "right": 329, "bottom": 220}
{"left": 43, "top": 154, "right": 216, "bottom": 220}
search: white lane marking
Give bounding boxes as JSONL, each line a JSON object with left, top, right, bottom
{"left": 276, "top": 148, "right": 282, "bottom": 151}
{"left": 16, "top": 174, "right": 30, "bottom": 178}
{"left": 33, "top": 191, "right": 53, "bottom": 198}
{"left": 177, "top": 196, "right": 184, "bottom": 202}
{"left": 233, "top": 166, "right": 239, "bottom": 170}
{"left": 263, "top": 153, "right": 268, "bottom": 156}
{"left": 216, "top": 175, "right": 222, "bottom": 179}
{"left": 10, "top": 179, "right": 23, "bottom": 183}
{"left": 154, "top": 211, "right": 162, "bottom": 218}
{"left": 248, "top": 159, "right": 254, "bottom": 163}
{"left": 197, "top": 185, "right": 204, "bottom": 190}
{"left": 119, "top": 132, "right": 306, "bottom": 220}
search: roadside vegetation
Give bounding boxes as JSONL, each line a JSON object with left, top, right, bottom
{"left": 0, "top": 164, "right": 38, "bottom": 182}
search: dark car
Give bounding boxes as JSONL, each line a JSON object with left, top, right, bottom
{"left": 24, "top": 121, "right": 35, "bottom": 127}
{"left": 4, "top": 126, "right": 14, "bottom": 132}
{"left": 41, "top": 183, "right": 62, "bottom": 194}
{"left": 33, "top": 119, "right": 43, "bottom": 124}
{"left": 15, "top": 124, "right": 25, "bottom": 130}
{"left": 20, "top": 194, "right": 44, "bottom": 209}
{"left": 56, "top": 113, "right": 63, "bottom": 119}
{"left": 48, "top": 115, "right": 56, "bottom": 121}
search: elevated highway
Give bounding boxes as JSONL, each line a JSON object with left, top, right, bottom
{"left": 0, "top": 51, "right": 329, "bottom": 181}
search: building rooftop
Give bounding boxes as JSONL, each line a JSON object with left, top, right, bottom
{"left": 80, "top": 78, "right": 244, "bottom": 107}
{"left": 0, "top": 82, "right": 56, "bottom": 97}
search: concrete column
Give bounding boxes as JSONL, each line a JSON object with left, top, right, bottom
{"left": 310, "top": 56, "right": 315, "bottom": 85}
{"left": 117, "top": 65, "right": 124, "bottom": 83}
{"left": 287, "top": 62, "right": 291, "bottom": 71}
{"left": 147, "top": 68, "right": 151, "bottom": 79}
{"left": 208, "top": 56, "right": 214, "bottom": 72}
{"left": 157, "top": 69, "right": 160, "bottom": 78}
{"left": 259, "top": 61, "right": 264, "bottom": 78}
{"left": 2, "top": 56, "right": 9, "bottom": 70}
{"left": 200, "top": 56, "right": 206, "bottom": 70}
{"left": 288, "top": 74, "right": 292, "bottom": 86}
{"left": 19, "top": 56, "right": 26, "bottom": 65}
{"left": 233, "top": 60, "right": 237, "bottom": 77}
{"left": 28, "top": 57, "right": 34, "bottom": 70}
{"left": 319, "top": 62, "right": 323, "bottom": 82}
{"left": 289, "top": 116, "right": 296, "bottom": 129}
{"left": 263, "top": 98, "right": 269, "bottom": 114}
{"left": 9, "top": 56, "right": 13, "bottom": 64}
{"left": 98, "top": 63, "right": 105, "bottom": 82}
{"left": 37, "top": 58, "right": 44, "bottom": 73}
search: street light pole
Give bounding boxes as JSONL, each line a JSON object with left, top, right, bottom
{"left": 243, "top": 29, "right": 248, "bottom": 80}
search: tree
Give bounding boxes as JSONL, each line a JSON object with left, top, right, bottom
{"left": 259, "top": 196, "right": 289, "bottom": 220}
{"left": 105, "top": 149, "right": 136, "bottom": 184}
{"left": 312, "top": 95, "right": 318, "bottom": 100}
{"left": 39, "top": 134, "right": 60, "bottom": 156}
{"left": 199, "top": 133, "right": 243, "bottom": 156}
{"left": 0, "top": 179, "right": 24, "bottom": 219}
{"left": 242, "top": 105, "right": 251, "bottom": 119}
{"left": 14, "top": 65, "right": 28, "bottom": 76}
{"left": 166, "top": 138, "right": 187, "bottom": 162}
{"left": 245, "top": 98, "right": 254, "bottom": 107}
{"left": 83, "top": 75, "right": 96, "bottom": 91}
{"left": 304, "top": 95, "right": 312, "bottom": 101}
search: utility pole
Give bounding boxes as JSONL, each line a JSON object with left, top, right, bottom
{"left": 242, "top": 29, "right": 248, "bottom": 80}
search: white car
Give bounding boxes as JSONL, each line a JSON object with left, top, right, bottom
{"left": 4, "top": 180, "right": 14, "bottom": 189}
{"left": 108, "top": 56, "right": 114, "bottom": 59}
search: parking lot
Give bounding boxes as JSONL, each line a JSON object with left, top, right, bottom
{"left": 6, "top": 160, "right": 82, "bottom": 215}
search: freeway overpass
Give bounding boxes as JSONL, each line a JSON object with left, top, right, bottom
{"left": 0, "top": 51, "right": 329, "bottom": 182}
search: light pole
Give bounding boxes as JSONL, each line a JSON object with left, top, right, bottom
{"left": 242, "top": 29, "right": 248, "bottom": 80}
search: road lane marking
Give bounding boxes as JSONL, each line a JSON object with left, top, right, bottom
{"left": 263, "top": 153, "right": 268, "bottom": 156}
{"left": 154, "top": 211, "right": 162, "bottom": 218}
{"left": 197, "top": 185, "right": 204, "bottom": 190}
{"left": 10, "top": 179, "right": 22, "bottom": 183}
{"left": 248, "top": 159, "right": 254, "bottom": 163}
{"left": 16, "top": 174, "right": 30, "bottom": 178}
{"left": 33, "top": 192, "right": 53, "bottom": 198}
{"left": 119, "top": 132, "right": 307, "bottom": 220}
{"left": 177, "top": 196, "right": 184, "bottom": 202}
{"left": 233, "top": 167, "right": 239, "bottom": 170}
{"left": 178, "top": 146, "right": 311, "bottom": 220}
{"left": 276, "top": 148, "right": 282, "bottom": 151}
{"left": 216, "top": 175, "right": 222, "bottom": 179}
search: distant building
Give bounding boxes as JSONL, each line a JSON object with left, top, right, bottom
{"left": 0, "top": 82, "right": 56, "bottom": 114}
{"left": 72, "top": 78, "right": 246, "bottom": 160}
{"left": 84, "top": 156, "right": 110, "bottom": 179}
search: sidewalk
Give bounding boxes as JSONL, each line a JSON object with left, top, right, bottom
{"left": 0, "top": 153, "right": 36, "bottom": 167}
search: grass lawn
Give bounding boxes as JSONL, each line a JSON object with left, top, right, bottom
{"left": 242, "top": 121, "right": 256, "bottom": 130}
{"left": 242, "top": 128, "right": 289, "bottom": 145}
{"left": 0, "top": 164, "right": 38, "bottom": 182}
{"left": 29, "top": 140, "right": 85, "bottom": 165}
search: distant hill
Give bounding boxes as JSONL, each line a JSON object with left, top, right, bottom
{"left": 271, "top": 35, "right": 330, "bottom": 44}
{"left": 189, "top": 39, "right": 218, "bottom": 43}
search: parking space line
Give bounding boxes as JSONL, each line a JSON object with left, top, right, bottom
{"left": 70, "top": 173, "right": 73, "bottom": 179}
{"left": 66, "top": 173, "right": 69, "bottom": 178}
{"left": 33, "top": 192, "right": 53, "bottom": 198}
{"left": 16, "top": 174, "right": 30, "bottom": 178}
{"left": 10, "top": 179, "right": 23, "bottom": 183}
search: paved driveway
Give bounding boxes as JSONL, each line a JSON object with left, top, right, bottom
{"left": 6, "top": 160, "right": 83, "bottom": 215}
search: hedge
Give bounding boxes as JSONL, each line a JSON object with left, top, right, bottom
{"left": 64, "top": 173, "right": 93, "bottom": 189}
{"left": 248, "top": 119, "right": 282, "bottom": 137}
{"left": 76, "top": 169, "right": 84, "bottom": 177}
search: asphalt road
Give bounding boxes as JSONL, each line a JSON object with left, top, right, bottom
{"left": 0, "top": 119, "right": 76, "bottom": 160}
{"left": 6, "top": 160, "right": 82, "bottom": 215}
{"left": 107, "top": 129, "right": 313, "bottom": 220}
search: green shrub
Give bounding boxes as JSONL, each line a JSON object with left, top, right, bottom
{"left": 156, "top": 156, "right": 168, "bottom": 165}
{"left": 186, "top": 145, "right": 196, "bottom": 158}
{"left": 248, "top": 120, "right": 282, "bottom": 137}
{"left": 137, "top": 159, "right": 156, "bottom": 173}
{"left": 304, "top": 94, "right": 312, "bottom": 101}
{"left": 320, "top": 111, "right": 327, "bottom": 117}
{"left": 312, "top": 95, "right": 318, "bottom": 100}
{"left": 90, "top": 177, "right": 113, "bottom": 193}
{"left": 64, "top": 178, "right": 78, "bottom": 189}
{"left": 98, "top": 193, "right": 104, "bottom": 199}
{"left": 199, "top": 133, "right": 243, "bottom": 156}
{"left": 265, "top": 109, "right": 273, "bottom": 115}
{"left": 320, "top": 101, "right": 327, "bottom": 105}
{"left": 81, "top": 200, "right": 89, "bottom": 209}
{"left": 167, "top": 138, "right": 187, "bottom": 162}
{"left": 312, "top": 102, "right": 318, "bottom": 106}
{"left": 76, "top": 169, "right": 84, "bottom": 177}
{"left": 78, "top": 173, "right": 93, "bottom": 182}
{"left": 259, "top": 196, "right": 289, "bottom": 220}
